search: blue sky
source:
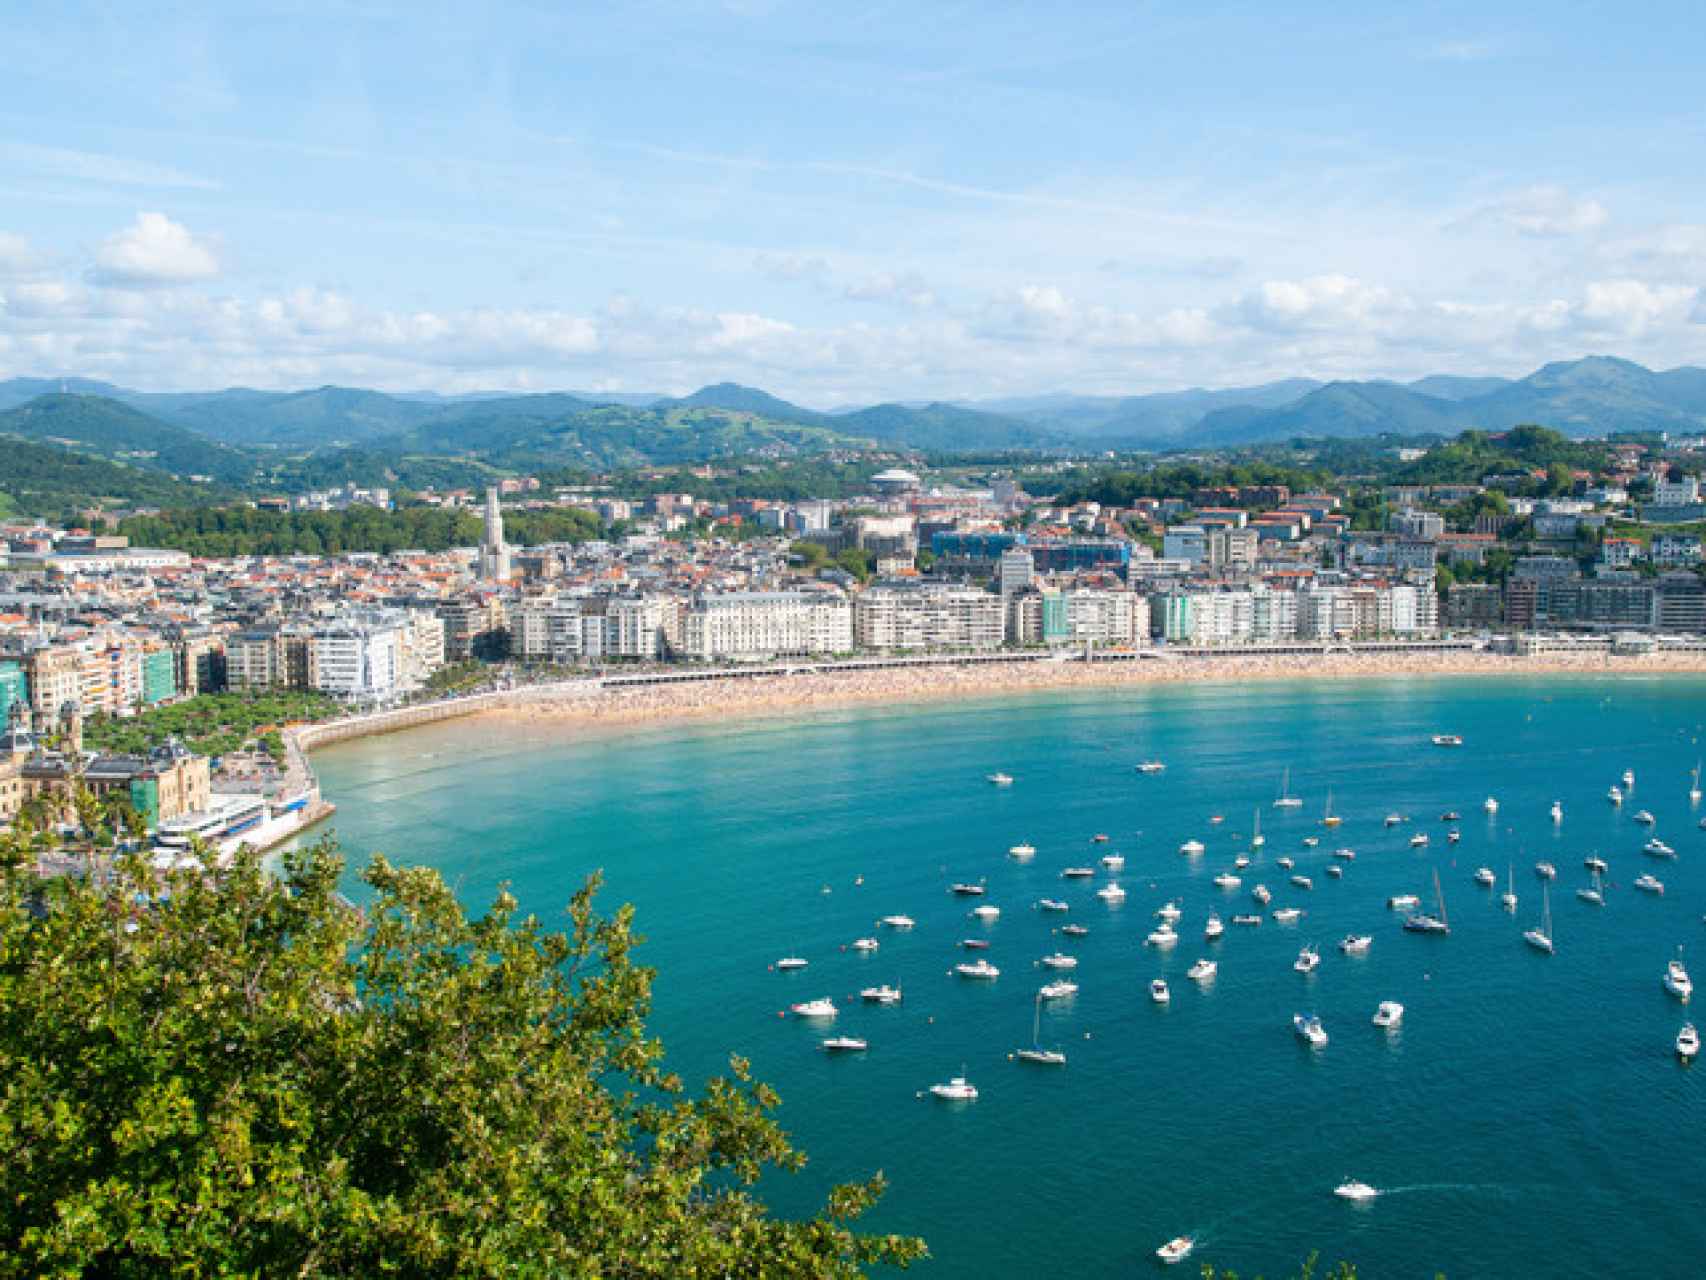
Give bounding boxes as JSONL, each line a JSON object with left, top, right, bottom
{"left": 2, "top": 0, "right": 1703, "bottom": 402}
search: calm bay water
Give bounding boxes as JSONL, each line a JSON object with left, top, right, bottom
{"left": 312, "top": 676, "right": 1706, "bottom": 1278}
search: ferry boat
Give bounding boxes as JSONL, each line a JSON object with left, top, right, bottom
{"left": 153, "top": 793, "right": 269, "bottom": 850}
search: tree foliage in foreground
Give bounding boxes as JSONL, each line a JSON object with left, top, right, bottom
{"left": 0, "top": 838, "right": 925, "bottom": 1276}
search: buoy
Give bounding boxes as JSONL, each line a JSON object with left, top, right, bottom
{"left": 777, "top": 1011, "right": 785, "bottom": 1017}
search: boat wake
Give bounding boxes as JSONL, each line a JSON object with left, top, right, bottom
{"left": 1375, "top": 1182, "right": 1523, "bottom": 1198}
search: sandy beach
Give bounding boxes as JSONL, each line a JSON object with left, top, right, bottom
{"left": 481, "top": 649, "right": 1706, "bottom": 734}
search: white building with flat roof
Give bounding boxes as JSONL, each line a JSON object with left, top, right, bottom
{"left": 681, "top": 592, "right": 852, "bottom": 660}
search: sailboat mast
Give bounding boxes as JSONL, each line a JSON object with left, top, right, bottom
{"left": 1434, "top": 868, "right": 1449, "bottom": 930}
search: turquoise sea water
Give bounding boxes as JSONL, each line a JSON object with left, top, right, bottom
{"left": 311, "top": 676, "right": 1706, "bottom": 1278}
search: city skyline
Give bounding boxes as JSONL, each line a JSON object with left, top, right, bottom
{"left": 3, "top": 2, "right": 1704, "bottom": 402}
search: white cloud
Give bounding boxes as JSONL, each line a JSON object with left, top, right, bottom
{"left": 0, "top": 232, "right": 42, "bottom": 277}
{"left": 1476, "top": 185, "right": 1609, "bottom": 238}
{"left": 1578, "top": 279, "right": 1698, "bottom": 335}
{"left": 90, "top": 212, "right": 221, "bottom": 288}
{"left": 1234, "top": 274, "right": 1405, "bottom": 332}
{"left": 0, "top": 142, "right": 222, "bottom": 191}
{"left": 844, "top": 271, "right": 936, "bottom": 309}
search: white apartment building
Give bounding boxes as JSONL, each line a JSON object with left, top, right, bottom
{"left": 1063, "top": 589, "right": 1149, "bottom": 647}
{"left": 512, "top": 594, "right": 677, "bottom": 662}
{"left": 1653, "top": 476, "right": 1701, "bottom": 507}
{"left": 312, "top": 615, "right": 402, "bottom": 701}
{"left": 855, "top": 585, "right": 1005, "bottom": 651}
{"left": 681, "top": 592, "right": 853, "bottom": 660}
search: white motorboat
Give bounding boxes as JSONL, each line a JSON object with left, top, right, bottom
{"left": 1008, "top": 842, "right": 1037, "bottom": 859}
{"left": 1340, "top": 934, "right": 1372, "bottom": 955}
{"left": 1624, "top": 768, "right": 1636, "bottom": 789}
{"left": 1473, "top": 867, "right": 1496, "bottom": 887}
{"left": 1294, "top": 944, "right": 1321, "bottom": 973}
{"left": 1277, "top": 856, "right": 1295, "bottom": 870}
{"left": 822, "top": 1036, "right": 867, "bottom": 1052}
{"left": 1156, "top": 901, "right": 1182, "bottom": 923}
{"left": 1231, "top": 914, "right": 1264, "bottom": 926}
{"left": 1332, "top": 846, "right": 1356, "bottom": 861}
{"left": 1501, "top": 864, "right": 1518, "bottom": 912}
{"left": 1136, "top": 760, "right": 1166, "bottom": 774}
{"left": 1274, "top": 766, "right": 1304, "bottom": 808}
{"left": 776, "top": 956, "right": 809, "bottom": 971}
{"left": 1252, "top": 884, "right": 1272, "bottom": 905}
{"left": 852, "top": 937, "right": 880, "bottom": 952}
{"left": 1096, "top": 883, "right": 1127, "bottom": 903}
{"left": 1061, "top": 866, "right": 1095, "bottom": 879}
{"left": 791, "top": 997, "right": 838, "bottom": 1018}
{"left": 1037, "top": 898, "right": 1070, "bottom": 913}
{"left": 1634, "top": 809, "right": 1656, "bottom": 826}
{"left": 1693, "top": 763, "right": 1703, "bottom": 804}
{"left": 1291, "top": 874, "right": 1314, "bottom": 890}
{"left": 1335, "top": 1180, "right": 1380, "bottom": 1201}
{"left": 1038, "top": 980, "right": 1078, "bottom": 1000}
{"left": 1100, "top": 853, "right": 1125, "bottom": 870}
{"left": 1384, "top": 813, "right": 1403, "bottom": 828}
{"left": 955, "top": 959, "right": 1000, "bottom": 980}
{"left": 1634, "top": 874, "right": 1665, "bottom": 895}
{"left": 1665, "top": 957, "right": 1693, "bottom": 1002}
{"left": 1387, "top": 894, "right": 1420, "bottom": 910}
{"left": 1251, "top": 810, "right": 1266, "bottom": 850}
{"left": 1187, "top": 958, "right": 1218, "bottom": 981}
{"left": 1448, "top": 830, "right": 1461, "bottom": 844}
{"left": 1608, "top": 785, "right": 1623, "bottom": 806}
{"left": 1678, "top": 1023, "right": 1700, "bottom": 1061}
{"left": 1204, "top": 912, "right": 1225, "bottom": 940}
{"left": 950, "top": 881, "right": 985, "bottom": 897}
{"left": 1325, "top": 865, "right": 1343, "bottom": 879}
{"left": 1294, "top": 1012, "right": 1328, "bottom": 1046}
{"left": 1372, "top": 1000, "right": 1405, "bottom": 1028}
{"left": 879, "top": 914, "right": 915, "bottom": 929}
{"left": 1483, "top": 796, "right": 1499, "bottom": 815}
{"left": 1234, "top": 854, "right": 1252, "bottom": 870}
{"left": 861, "top": 984, "right": 903, "bottom": 1004}
{"left": 929, "top": 1075, "right": 978, "bottom": 1101}
{"left": 1550, "top": 801, "right": 1563, "bottom": 824}
{"left": 1150, "top": 978, "right": 1171, "bottom": 1004}
{"left": 1432, "top": 733, "right": 1464, "bottom": 747}
{"left": 1273, "top": 907, "right": 1304, "bottom": 923}
{"left": 1584, "top": 856, "right": 1608, "bottom": 874}
{"left": 1524, "top": 883, "right": 1554, "bottom": 954}
{"left": 1039, "top": 953, "right": 1078, "bottom": 970}
{"left": 971, "top": 904, "right": 1001, "bottom": 921}
{"left": 961, "top": 938, "right": 991, "bottom": 950}
{"left": 1644, "top": 838, "right": 1676, "bottom": 859}
{"left": 1155, "top": 1236, "right": 1194, "bottom": 1266}
{"left": 1213, "top": 872, "right": 1243, "bottom": 890}
{"left": 1145, "top": 925, "right": 1179, "bottom": 948}
{"left": 1534, "top": 862, "right": 1556, "bottom": 880}
{"left": 1179, "top": 839, "right": 1205, "bottom": 857}
{"left": 1303, "top": 835, "right": 1321, "bottom": 848}
{"left": 986, "top": 773, "right": 1014, "bottom": 787}
{"left": 1060, "top": 923, "right": 1089, "bottom": 937}
{"left": 1409, "top": 833, "right": 1430, "bottom": 848}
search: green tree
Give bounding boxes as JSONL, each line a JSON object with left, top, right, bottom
{"left": 0, "top": 838, "right": 925, "bottom": 1276}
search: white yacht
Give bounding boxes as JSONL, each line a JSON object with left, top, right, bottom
{"left": 1387, "top": 894, "right": 1421, "bottom": 911}
{"left": 1501, "top": 864, "right": 1518, "bottom": 912}
{"left": 1273, "top": 907, "right": 1304, "bottom": 923}
{"left": 1693, "top": 763, "right": 1702, "bottom": 804}
{"left": 1145, "top": 925, "right": 1179, "bottom": 948}
{"left": 929, "top": 1074, "right": 978, "bottom": 1101}
{"left": 1584, "top": 856, "right": 1608, "bottom": 874}
{"left": 1623, "top": 768, "right": 1636, "bottom": 789}
{"left": 1008, "top": 842, "right": 1037, "bottom": 859}
{"left": 1017, "top": 996, "right": 1069, "bottom": 1065}
{"left": 861, "top": 983, "right": 903, "bottom": 1004}
{"left": 879, "top": 914, "right": 915, "bottom": 929}
{"left": 1252, "top": 884, "right": 1272, "bottom": 905}
{"left": 1577, "top": 869, "right": 1605, "bottom": 906}
{"left": 1679, "top": 1024, "right": 1700, "bottom": 1061}
{"left": 1156, "top": 901, "right": 1183, "bottom": 923}
{"left": 1038, "top": 980, "right": 1078, "bottom": 1000}
{"left": 1039, "top": 953, "right": 1078, "bottom": 970}
{"left": 1061, "top": 866, "right": 1095, "bottom": 879}
{"left": 971, "top": 905, "right": 1001, "bottom": 921}
{"left": 1372, "top": 1001, "right": 1405, "bottom": 1028}
{"left": 1325, "top": 865, "right": 1343, "bottom": 879}
{"left": 1232, "top": 914, "right": 1264, "bottom": 926}
{"left": 1274, "top": 766, "right": 1304, "bottom": 808}
{"left": 1644, "top": 838, "right": 1676, "bottom": 859}
{"left": 1187, "top": 958, "right": 1218, "bottom": 981}
{"left": 1384, "top": 813, "right": 1403, "bottom": 828}
{"left": 1534, "top": 862, "right": 1556, "bottom": 880}
{"left": 1634, "top": 874, "right": 1665, "bottom": 895}
{"left": 1294, "top": 1012, "right": 1328, "bottom": 1046}
{"left": 1665, "top": 957, "right": 1693, "bottom": 1002}
{"left": 1474, "top": 867, "right": 1496, "bottom": 887}
{"left": 1608, "top": 785, "right": 1624, "bottom": 806}
{"left": 1483, "top": 796, "right": 1499, "bottom": 815}
{"left": 1277, "top": 855, "right": 1296, "bottom": 870}
{"left": 1524, "top": 883, "right": 1555, "bottom": 954}
{"left": 1432, "top": 733, "right": 1464, "bottom": 747}
{"left": 1096, "top": 883, "right": 1127, "bottom": 904}
{"left": 1294, "top": 944, "right": 1321, "bottom": 973}
{"left": 1037, "top": 898, "right": 1069, "bottom": 913}
{"left": 950, "top": 882, "right": 985, "bottom": 896}
{"left": 986, "top": 772, "right": 1014, "bottom": 787}
{"left": 822, "top": 1036, "right": 867, "bottom": 1052}
{"left": 1233, "top": 854, "right": 1252, "bottom": 870}
{"left": 1550, "top": 800, "right": 1564, "bottom": 824}
{"left": 1335, "top": 1180, "right": 1380, "bottom": 1201}
{"left": 1291, "top": 874, "right": 1314, "bottom": 890}
{"left": 1409, "top": 833, "right": 1430, "bottom": 848}
{"left": 1155, "top": 1237, "right": 1194, "bottom": 1266}
{"left": 1448, "top": 830, "right": 1461, "bottom": 844}
{"left": 791, "top": 997, "right": 838, "bottom": 1018}
{"left": 1340, "top": 934, "right": 1372, "bottom": 955}
{"left": 1060, "top": 923, "right": 1089, "bottom": 937}
{"left": 1633, "top": 809, "right": 1656, "bottom": 826}
{"left": 1303, "top": 835, "right": 1321, "bottom": 848}
{"left": 852, "top": 937, "right": 880, "bottom": 952}
{"left": 1179, "top": 839, "right": 1205, "bottom": 857}
{"left": 1332, "top": 846, "right": 1356, "bottom": 861}
{"left": 1100, "top": 853, "right": 1125, "bottom": 870}
{"left": 955, "top": 959, "right": 1000, "bottom": 980}
{"left": 1213, "top": 872, "right": 1243, "bottom": 890}
{"left": 1136, "top": 760, "right": 1166, "bottom": 774}
{"left": 1402, "top": 870, "right": 1451, "bottom": 934}
{"left": 1251, "top": 810, "right": 1266, "bottom": 850}
{"left": 776, "top": 956, "right": 809, "bottom": 971}
{"left": 1204, "top": 912, "right": 1226, "bottom": 940}
{"left": 1150, "top": 978, "right": 1171, "bottom": 1004}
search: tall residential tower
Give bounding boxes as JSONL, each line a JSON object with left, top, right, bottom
{"left": 478, "top": 487, "right": 511, "bottom": 582}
